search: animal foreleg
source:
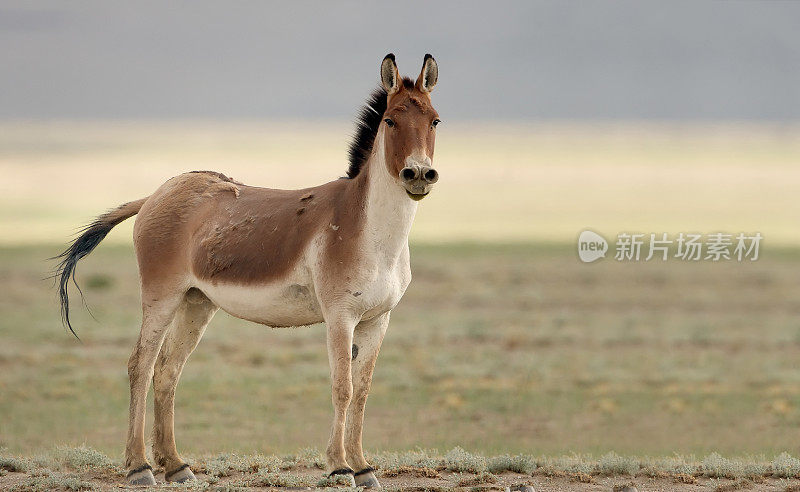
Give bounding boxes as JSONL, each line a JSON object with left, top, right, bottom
{"left": 345, "top": 311, "right": 389, "bottom": 488}
{"left": 324, "top": 312, "right": 358, "bottom": 484}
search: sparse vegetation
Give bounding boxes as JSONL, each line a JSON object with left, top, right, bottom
{"left": 640, "top": 455, "right": 697, "bottom": 477}
{"left": 53, "top": 446, "right": 115, "bottom": 471}
{"left": 714, "top": 478, "right": 753, "bottom": 492}
{"left": 0, "top": 455, "right": 32, "bottom": 473}
{"left": 702, "top": 453, "right": 743, "bottom": 479}
{"left": 773, "top": 452, "right": 800, "bottom": 478}
{"left": 9, "top": 470, "right": 95, "bottom": 491}
{"left": 537, "top": 454, "right": 595, "bottom": 477}
{"left": 2, "top": 447, "right": 800, "bottom": 490}
{"left": 196, "top": 453, "right": 283, "bottom": 477}
{"left": 456, "top": 471, "right": 498, "bottom": 486}
{"left": 487, "top": 454, "right": 536, "bottom": 474}
{"left": 368, "top": 449, "right": 443, "bottom": 471}
{"left": 2, "top": 124, "right": 800, "bottom": 490}
{"left": 444, "top": 447, "right": 487, "bottom": 473}
{"left": 234, "top": 470, "right": 312, "bottom": 487}
{"left": 380, "top": 465, "right": 440, "bottom": 478}
{"left": 598, "top": 452, "right": 639, "bottom": 476}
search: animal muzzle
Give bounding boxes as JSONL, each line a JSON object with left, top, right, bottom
{"left": 399, "top": 164, "right": 438, "bottom": 201}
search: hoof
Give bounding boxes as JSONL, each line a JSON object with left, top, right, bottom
{"left": 127, "top": 465, "right": 156, "bottom": 486}
{"left": 165, "top": 463, "right": 196, "bottom": 483}
{"left": 354, "top": 468, "right": 381, "bottom": 488}
{"left": 328, "top": 467, "right": 355, "bottom": 487}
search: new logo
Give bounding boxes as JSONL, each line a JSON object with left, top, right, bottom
{"left": 577, "top": 230, "right": 608, "bottom": 263}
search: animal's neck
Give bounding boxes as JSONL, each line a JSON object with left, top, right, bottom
{"left": 359, "top": 130, "right": 418, "bottom": 260}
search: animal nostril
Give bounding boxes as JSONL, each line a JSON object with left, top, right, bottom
{"left": 424, "top": 168, "right": 438, "bottom": 183}
{"left": 400, "top": 167, "right": 417, "bottom": 182}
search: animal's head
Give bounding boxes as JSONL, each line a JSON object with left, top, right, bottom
{"left": 380, "top": 54, "right": 440, "bottom": 201}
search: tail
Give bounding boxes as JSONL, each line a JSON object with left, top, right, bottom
{"left": 53, "top": 198, "right": 148, "bottom": 338}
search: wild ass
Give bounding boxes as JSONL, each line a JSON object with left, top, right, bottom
{"left": 54, "top": 54, "right": 440, "bottom": 488}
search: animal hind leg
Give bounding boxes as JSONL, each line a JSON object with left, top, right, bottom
{"left": 125, "top": 289, "right": 184, "bottom": 485}
{"left": 153, "top": 288, "right": 217, "bottom": 483}
{"left": 345, "top": 312, "right": 389, "bottom": 488}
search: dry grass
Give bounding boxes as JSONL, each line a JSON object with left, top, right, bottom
{"left": 3, "top": 242, "right": 800, "bottom": 457}
{"left": 1, "top": 121, "right": 799, "bottom": 245}
{"left": 456, "top": 471, "right": 498, "bottom": 486}
{"left": 380, "top": 466, "right": 440, "bottom": 478}
{"left": 4, "top": 446, "right": 800, "bottom": 490}
{"left": 2, "top": 122, "right": 800, "bottom": 489}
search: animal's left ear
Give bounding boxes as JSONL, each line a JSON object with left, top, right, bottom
{"left": 415, "top": 54, "right": 438, "bottom": 93}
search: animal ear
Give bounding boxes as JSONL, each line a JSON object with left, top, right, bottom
{"left": 380, "top": 53, "right": 400, "bottom": 95}
{"left": 416, "top": 54, "right": 438, "bottom": 93}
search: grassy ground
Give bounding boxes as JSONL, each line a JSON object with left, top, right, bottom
{"left": 0, "top": 446, "right": 800, "bottom": 492}
{"left": 4, "top": 446, "right": 800, "bottom": 491}
{"left": 2, "top": 122, "right": 800, "bottom": 489}
{"left": 2, "top": 243, "right": 800, "bottom": 460}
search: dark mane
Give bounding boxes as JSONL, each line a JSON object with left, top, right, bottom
{"left": 346, "top": 77, "right": 414, "bottom": 178}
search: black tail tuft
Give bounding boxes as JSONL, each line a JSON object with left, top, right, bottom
{"left": 51, "top": 219, "right": 117, "bottom": 339}
{"left": 51, "top": 198, "right": 147, "bottom": 339}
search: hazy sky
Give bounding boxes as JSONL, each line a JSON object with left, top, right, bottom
{"left": 1, "top": 1, "right": 798, "bottom": 121}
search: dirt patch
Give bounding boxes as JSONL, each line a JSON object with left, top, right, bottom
{"left": 2, "top": 466, "right": 800, "bottom": 491}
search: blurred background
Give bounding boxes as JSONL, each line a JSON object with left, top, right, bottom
{"left": 1, "top": 1, "right": 799, "bottom": 460}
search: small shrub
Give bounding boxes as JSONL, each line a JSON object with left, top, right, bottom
{"left": 612, "top": 482, "right": 638, "bottom": 492}
{"left": 246, "top": 454, "right": 282, "bottom": 473}
{"left": 198, "top": 453, "right": 235, "bottom": 477}
{"left": 368, "top": 449, "right": 441, "bottom": 470}
{"left": 55, "top": 446, "right": 113, "bottom": 470}
{"left": 714, "top": 478, "right": 752, "bottom": 492}
{"left": 444, "top": 447, "right": 487, "bottom": 473}
{"left": 640, "top": 455, "right": 696, "bottom": 477}
{"left": 316, "top": 473, "right": 356, "bottom": 487}
{"left": 0, "top": 456, "right": 31, "bottom": 473}
{"left": 536, "top": 454, "right": 594, "bottom": 476}
{"left": 237, "top": 470, "right": 314, "bottom": 488}
{"left": 279, "top": 453, "right": 299, "bottom": 469}
{"left": 598, "top": 452, "right": 639, "bottom": 476}
{"left": 210, "top": 486, "right": 247, "bottom": 492}
{"left": 702, "top": 453, "right": 743, "bottom": 479}
{"left": 674, "top": 473, "right": 698, "bottom": 484}
{"left": 296, "top": 447, "right": 326, "bottom": 469}
{"left": 488, "top": 454, "right": 536, "bottom": 474}
{"left": 30, "top": 455, "right": 59, "bottom": 471}
{"left": 10, "top": 470, "right": 95, "bottom": 491}
{"left": 773, "top": 452, "right": 800, "bottom": 478}
{"left": 457, "top": 471, "right": 498, "bottom": 486}
{"left": 198, "top": 453, "right": 280, "bottom": 477}
{"left": 741, "top": 460, "right": 769, "bottom": 478}
{"left": 380, "top": 465, "right": 439, "bottom": 478}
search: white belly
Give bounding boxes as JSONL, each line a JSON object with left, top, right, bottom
{"left": 193, "top": 274, "right": 323, "bottom": 328}
{"left": 192, "top": 242, "right": 412, "bottom": 327}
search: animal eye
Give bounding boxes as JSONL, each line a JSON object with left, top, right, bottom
{"left": 432, "top": 119, "right": 441, "bottom": 128}
{"left": 384, "top": 118, "right": 395, "bottom": 127}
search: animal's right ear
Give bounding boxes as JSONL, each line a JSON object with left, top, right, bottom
{"left": 380, "top": 53, "right": 400, "bottom": 95}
